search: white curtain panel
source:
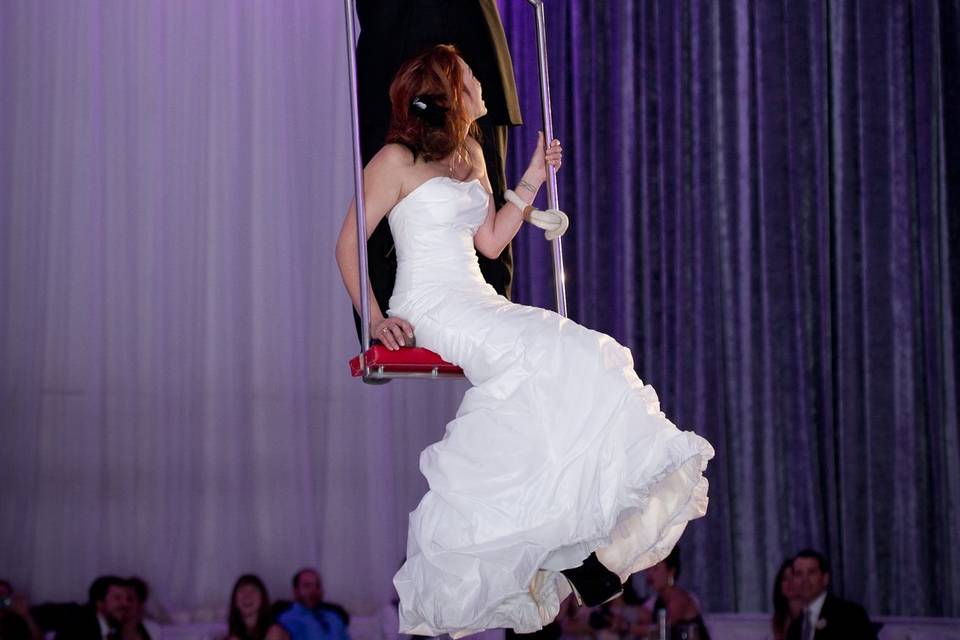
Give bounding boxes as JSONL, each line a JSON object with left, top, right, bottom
{"left": 0, "top": 0, "right": 468, "bottom": 616}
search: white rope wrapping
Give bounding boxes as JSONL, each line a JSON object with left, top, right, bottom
{"left": 504, "top": 189, "right": 569, "bottom": 241}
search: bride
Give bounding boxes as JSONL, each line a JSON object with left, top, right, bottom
{"left": 336, "top": 44, "right": 714, "bottom": 638}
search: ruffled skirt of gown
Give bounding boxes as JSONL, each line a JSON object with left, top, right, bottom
{"left": 389, "top": 282, "right": 715, "bottom": 638}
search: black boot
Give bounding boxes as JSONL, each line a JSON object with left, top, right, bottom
{"left": 560, "top": 552, "right": 623, "bottom": 607}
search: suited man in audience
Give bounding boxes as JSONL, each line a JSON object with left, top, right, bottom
{"left": 121, "top": 577, "right": 158, "bottom": 640}
{"left": 277, "top": 568, "right": 350, "bottom": 640}
{"left": 55, "top": 576, "right": 129, "bottom": 640}
{"left": 353, "top": 0, "right": 523, "bottom": 341}
{"left": 787, "top": 549, "right": 877, "bottom": 640}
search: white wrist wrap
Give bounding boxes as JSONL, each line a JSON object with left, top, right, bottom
{"left": 503, "top": 190, "right": 569, "bottom": 241}
{"left": 503, "top": 189, "right": 529, "bottom": 212}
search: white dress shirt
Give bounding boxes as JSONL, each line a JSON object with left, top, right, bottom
{"left": 808, "top": 591, "right": 827, "bottom": 622}
{"left": 96, "top": 613, "right": 111, "bottom": 639}
{"left": 803, "top": 590, "right": 828, "bottom": 638}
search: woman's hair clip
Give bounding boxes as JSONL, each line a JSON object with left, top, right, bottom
{"left": 410, "top": 95, "right": 446, "bottom": 127}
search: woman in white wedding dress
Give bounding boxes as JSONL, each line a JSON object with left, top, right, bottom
{"left": 335, "top": 45, "right": 714, "bottom": 638}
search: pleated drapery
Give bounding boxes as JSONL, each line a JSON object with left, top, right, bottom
{"left": 1, "top": 0, "right": 958, "bottom": 620}
{"left": 0, "top": 0, "right": 469, "bottom": 615}
{"left": 502, "top": 0, "right": 960, "bottom": 617}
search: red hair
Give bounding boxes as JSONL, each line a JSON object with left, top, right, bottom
{"left": 386, "top": 45, "right": 479, "bottom": 162}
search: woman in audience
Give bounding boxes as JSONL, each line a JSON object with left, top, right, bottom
{"left": 580, "top": 596, "right": 646, "bottom": 640}
{"left": 633, "top": 549, "right": 711, "bottom": 640}
{"left": 0, "top": 580, "right": 42, "bottom": 640}
{"left": 226, "top": 575, "right": 289, "bottom": 640}
{"left": 771, "top": 558, "right": 803, "bottom": 640}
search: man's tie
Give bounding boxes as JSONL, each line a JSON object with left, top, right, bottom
{"left": 800, "top": 608, "right": 815, "bottom": 640}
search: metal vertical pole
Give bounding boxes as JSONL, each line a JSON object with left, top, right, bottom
{"left": 343, "top": 0, "right": 372, "bottom": 362}
{"left": 528, "top": 0, "right": 567, "bottom": 318}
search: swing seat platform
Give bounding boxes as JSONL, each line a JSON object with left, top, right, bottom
{"left": 349, "top": 345, "right": 465, "bottom": 380}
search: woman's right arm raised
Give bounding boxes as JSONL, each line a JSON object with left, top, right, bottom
{"left": 334, "top": 144, "right": 415, "bottom": 348}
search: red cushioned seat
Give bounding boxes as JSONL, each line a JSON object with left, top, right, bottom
{"left": 349, "top": 344, "right": 464, "bottom": 379}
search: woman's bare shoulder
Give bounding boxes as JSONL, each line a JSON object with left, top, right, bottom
{"left": 364, "top": 144, "right": 416, "bottom": 197}
{"left": 372, "top": 143, "right": 415, "bottom": 169}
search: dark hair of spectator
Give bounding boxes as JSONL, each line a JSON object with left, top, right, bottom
{"left": 127, "top": 576, "right": 149, "bottom": 603}
{"left": 386, "top": 44, "right": 479, "bottom": 162}
{"left": 664, "top": 547, "right": 681, "bottom": 580}
{"left": 88, "top": 575, "right": 125, "bottom": 605}
{"left": 0, "top": 579, "right": 12, "bottom": 594}
{"left": 292, "top": 568, "right": 319, "bottom": 589}
{"left": 772, "top": 558, "right": 794, "bottom": 637}
{"left": 794, "top": 549, "right": 830, "bottom": 574}
{"left": 228, "top": 574, "right": 275, "bottom": 640}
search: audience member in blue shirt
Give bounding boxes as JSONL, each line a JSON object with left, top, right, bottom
{"left": 277, "top": 569, "right": 350, "bottom": 640}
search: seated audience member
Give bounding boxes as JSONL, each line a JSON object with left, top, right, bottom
{"left": 772, "top": 558, "right": 804, "bottom": 640}
{"left": 787, "top": 549, "right": 876, "bottom": 640}
{"left": 55, "top": 575, "right": 130, "bottom": 640}
{"left": 557, "top": 594, "right": 593, "bottom": 640}
{"left": 277, "top": 569, "right": 349, "bottom": 640}
{"left": 373, "top": 596, "right": 400, "bottom": 640}
{"left": 621, "top": 573, "right": 645, "bottom": 606}
{"left": 577, "top": 595, "right": 642, "bottom": 640}
{"left": 504, "top": 620, "right": 561, "bottom": 640}
{"left": 632, "top": 549, "right": 711, "bottom": 640}
{"left": 226, "top": 574, "right": 289, "bottom": 640}
{"left": 121, "top": 577, "right": 160, "bottom": 640}
{"left": 0, "top": 580, "right": 43, "bottom": 640}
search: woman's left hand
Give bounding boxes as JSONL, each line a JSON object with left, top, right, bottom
{"left": 526, "top": 132, "right": 562, "bottom": 184}
{"left": 372, "top": 316, "right": 415, "bottom": 351}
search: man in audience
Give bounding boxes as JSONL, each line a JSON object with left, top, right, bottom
{"left": 787, "top": 549, "right": 876, "bottom": 640}
{"left": 55, "top": 575, "right": 130, "bottom": 640}
{"left": 277, "top": 568, "right": 349, "bottom": 640}
{"left": 121, "top": 577, "right": 159, "bottom": 640}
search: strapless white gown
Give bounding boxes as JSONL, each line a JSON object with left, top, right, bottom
{"left": 387, "top": 176, "right": 715, "bottom": 637}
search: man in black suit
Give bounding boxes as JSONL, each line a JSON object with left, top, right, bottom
{"left": 354, "top": 0, "right": 523, "bottom": 340}
{"left": 122, "top": 577, "right": 155, "bottom": 640}
{"left": 54, "top": 576, "right": 129, "bottom": 640}
{"left": 787, "top": 550, "right": 877, "bottom": 640}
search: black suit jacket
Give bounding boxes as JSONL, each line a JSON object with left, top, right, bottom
{"left": 52, "top": 606, "right": 108, "bottom": 640}
{"left": 786, "top": 593, "right": 877, "bottom": 640}
{"left": 353, "top": 0, "right": 522, "bottom": 341}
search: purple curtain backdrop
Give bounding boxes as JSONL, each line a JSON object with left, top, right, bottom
{"left": 501, "top": 0, "right": 960, "bottom": 617}
{"left": 1, "top": 0, "right": 958, "bottom": 624}
{"left": 0, "top": 0, "right": 472, "bottom": 617}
